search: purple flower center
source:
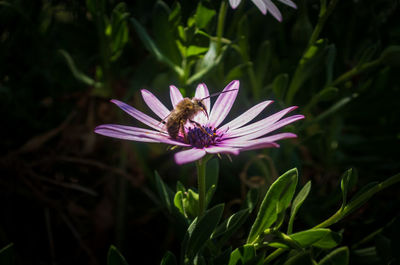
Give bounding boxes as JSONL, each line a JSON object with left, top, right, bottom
{"left": 186, "top": 126, "right": 220, "bottom": 148}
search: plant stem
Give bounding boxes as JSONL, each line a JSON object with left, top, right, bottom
{"left": 216, "top": 1, "right": 227, "bottom": 56}
{"left": 196, "top": 158, "right": 208, "bottom": 217}
{"left": 262, "top": 172, "right": 400, "bottom": 264}
{"left": 308, "top": 0, "right": 340, "bottom": 46}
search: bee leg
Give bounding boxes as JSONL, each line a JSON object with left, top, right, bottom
{"left": 189, "top": 119, "right": 213, "bottom": 137}
{"left": 180, "top": 120, "right": 188, "bottom": 143}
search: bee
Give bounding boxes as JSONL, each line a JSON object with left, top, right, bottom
{"left": 164, "top": 89, "right": 238, "bottom": 142}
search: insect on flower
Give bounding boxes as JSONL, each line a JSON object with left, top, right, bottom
{"left": 164, "top": 89, "right": 238, "bottom": 142}
{"left": 95, "top": 80, "right": 304, "bottom": 164}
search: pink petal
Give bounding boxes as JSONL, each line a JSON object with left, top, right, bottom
{"left": 263, "top": 0, "right": 282, "bottom": 21}
{"left": 229, "top": 0, "right": 242, "bottom": 9}
{"left": 277, "top": 0, "right": 297, "bottom": 9}
{"left": 111, "top": 99, "right": 164, "bottom": 131}
{"left": 219, "top": 100, "right": 273, "bottom": 132}
{"left": 221, "top": 132, "right": 297, "bottom": 147}
{"left": 95, "top": 124, "right": 160, "bottom": 143}
{"left": 141, "top": 89, "right": 171, "bottom": 120}
{"left": 193, "top": 83, "right": 211, "bottom": 125}
{"left": 170, "top": 85, "right": 184, "bottom": 108}
{"left": 174, "top": 148, "right": 207, "bottom": 164}
{"left": 242, "top": 142, "right": 280, "bottom": 151}
{"left": 226, "top": 106, "right": 298, "bottom": 137}
{"left": 208, "top": 80, "right": 240, "bottom": 128}
{"left": 230, "top": 115, "right": 304, "bottom": 141}
{"left": 251, "top": 0, "right": 267, "bottom": 14}
{"left": 205, "top": 146, "right": 240, "bottom": 155}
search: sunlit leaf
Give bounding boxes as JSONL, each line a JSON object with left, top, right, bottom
{"left": 288, "top": 181, "right": 311, "bottom": 234}
{"left": 247, "top": 168, "right": 298, "bottom": 244}
{"left": 195, "top": 2, "right": 216, "bottom": 29}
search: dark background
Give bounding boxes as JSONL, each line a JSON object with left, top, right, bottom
{"left": 0, "top": 0, "right": 399, "bottom": 264}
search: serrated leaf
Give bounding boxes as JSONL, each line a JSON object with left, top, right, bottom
{"left": 247, "top": 168, "right": 298, "bottom": 244}
{"left": 0, "top": 243, "right": 14, "bottom": 265}
{"left": 288, "top": 181, "right": 311, "bottom": 234}
{"left": 107, "top": 245, "right": 128, "bottom": 265}
{"left": 183, "top": 204, "right": 224, "bottom": 264}
{"left": 160, "top": 251, "right": 177, "bottom": 265}
{"left": 318, "top": 247, "right": 349, "bottom": 265}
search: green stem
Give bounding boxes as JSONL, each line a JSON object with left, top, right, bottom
{"left": 308, "top": 0, "right": 339, "bottom": 46}
{"left": 262, "top": 172, "right": 400, "bottom": 264}
{"left": 216, "top": 1, "right": 227, "bottom": 56}
{"left": 196, "top": 158, "right": 208, "bottom": 217}
{"left": 331, "top": 59, "right": 381, "bottom": 86}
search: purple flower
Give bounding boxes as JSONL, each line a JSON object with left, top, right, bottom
{"left": 95, "top": 80, "right": 304, "bottom": 164}
{"left": 229, "top": 0, "right": 297, "bottom": 22}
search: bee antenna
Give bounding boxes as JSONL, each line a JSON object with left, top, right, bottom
{"left": 201, "top": 89, "right": 238, "bottom": 100}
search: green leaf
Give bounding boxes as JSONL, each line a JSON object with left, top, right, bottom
{"left": 340, "top": 169, "right": 356, "bottom": 209}
{"left": 183, "top": 204, "right": 224, "bottom": 264}
{"left": 291, "top": 229, "right": 341, "bottom": 249}
{"left": 195, "top": 2, "right": 216, "bottom": 29}
{"left": 378, "top": 45, "right": 400, "bottom": 66}
{"left": 228, "top": 245, "right": 256, "bottom": 265}
{"left": 160, "top": 251, "right": 177, "bottom": 265}
{"left": 318, "top": 247, "right": 349, "bottom": 265}
{"left": 212, "top": 209, "right": 250, "bottom": 249}
{"left": 205, "top": 159, "right": 219, "bottom": 205}
{"left": 247, "top": 168, "right": 298, "bottom": 244}
{"left": 0, "top": 243, "right": 14, "bottom": 265}
{"left": 245, "top": 188, "right": 259, "bottom": 213}
{"left": 272, "top": 73, "right": 289, "bottom": 100}
{"left": 109, "top": 2, "right": 129, "bottom": 61}
{"left": 325, "top": 44, "right": 336, "bottom": 84}
{"left": 174, "top": 191, "right": 185, "bottom": 216}
{"left": 130, "top": 18, "right": 183, "bottom": 77}
{"left": 58, "top": 49, "right": 101, "bottom": 88}
{"left": 288, "top": 181, "right": 311, "bottom": 234}
{"left": 154, "top": 171, "right": 175, "bottom": 213}
{"left": 283, "top": 251, "right": 314, "bottom": 265}
{"left": 107, "top": 245, "right": 129, "bottom": 265}
{"left": 225, "top": 63, "right": 250, "bottom": 84}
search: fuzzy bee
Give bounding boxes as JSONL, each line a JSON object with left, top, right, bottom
{"left": 164, "top": 89, "right": 238, "bottom": 142}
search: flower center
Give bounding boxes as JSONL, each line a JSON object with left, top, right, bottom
{"left": 186, "top": 126, "right": 220, "bottom": 148}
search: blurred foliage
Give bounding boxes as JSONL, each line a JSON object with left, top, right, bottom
{"left": 0, "top": 0, "right": 399, "bottom": 264}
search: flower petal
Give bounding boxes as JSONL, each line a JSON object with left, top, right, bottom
{"left": 219, "top": 100, "right": 273, "bottom": 132}
{"left": 242, "top": 142, "right": 280, "bottom": 151}
{"left": 277, "top": 0, "right": 297, "bottom": 9}
{"left": 230, "top": 115, "right": 304, "bottom": 141}
{"left": 95, "top": 124, "right": 160, "bottom": 143}
{"left": 193, "top": 83, "right": 211, "bottom": 124}
{"left": 111, "top": 99, "right": 164, "bottom": 131}
{"left": 229, "top": 0, "right": 242, "bottom": 9}
{"left": 221, "top": 132, "right": 297, "bottom": 147}
{"left": 141, "top": 89, "right": 171, "bottom": 120}
{"left": 225, "top": 106, "right": 298, "bottom": 137}
{"left": 208, "top": 80, "right": 240, "bottom": 128}
{"left": 251, "top": 0, "right": 267, "bottom": 14}
{"left": 174, "top": 148, "right": 207, "bottom": 164}
{"left": 170, "top": 85, "right": 184, "bottom": 108}
{"left": 205, "top": 146, "right": 240, "bottom": 155}
{"left": 263, "top": 0, "right": 282, "bottom": 21}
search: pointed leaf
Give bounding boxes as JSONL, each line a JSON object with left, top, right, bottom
{"left": 247, "top": 168, "right": 298, "bottom": 244}
{"left": 318, "top": 247, "right": 349, "bottom": 265}
{"left": 228, "top": 245, "right": 256, "bottom": 265}
{"left": 340, "top": 169, "right": 356, "bottom": 209}
{"left": 107, "top": 245, "right": 129, "bottom": 265}
{"left": 154, "top": 171, "right": 174, "bottom": 213}
{"left": 183, "top": 204, "right": 224, "bottom": 263}
{"left": 0, "top": 243, "right": 14, "bottom": 265}
{"left": 288, "top": 181, "right": 311, "bottom": 234}
{"left": 160, "top": 251, "right": 177, "bottom": 265}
